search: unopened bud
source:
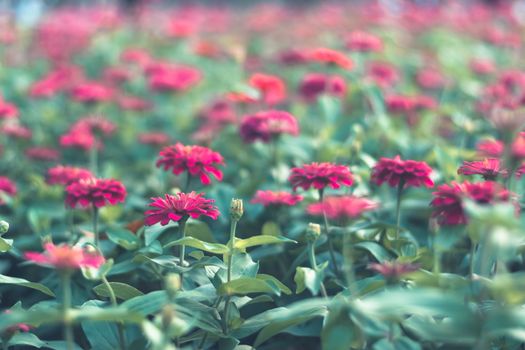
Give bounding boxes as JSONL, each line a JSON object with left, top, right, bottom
{"left": 306, "top": 223, "right": 321, "bottom": 242}
{"left": 165, "top": 273, "right": 181, "bottom": 299}
{"left": 0, "top": 220, "right": 9, "bottom": 235}
{"left": 230, "top": 198, "right": 244, "bottom": 221}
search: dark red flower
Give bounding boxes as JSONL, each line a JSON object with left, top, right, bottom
{"left": 65, "top": 177, "right": 126, "bottom": 208}
{"left": 457, "top": 158, "right": 506, "bottom": 180}
{"left": 156, "top": 143, "right": 224, "bottom": 186}
{"left": 249, "top": 73, "right": 287, "bottom": 106}
{"left": 430, "top": 181, "right": 511, "bottom": 225}
{"left": 0, "top": 177, "right": 17, "bottom": 204}
{"left": 289, "top": 162, "right": 353, "bottom": 191}
{"left": 239, "top": 110, "right": 299, "bottom": 143}
{"left": 25, "top": 243, "right": 105, "bottom": 270}
{"left": 308, "top": 48, "right": 353, "bottom": 70}
{"left": 145, "top": 192, "right": 220, "bottom": 226}
{"left": 299, "top": 73, "right": 347, "bottom": 102}
{"left": 371, "top": 156, "right": 434, "bottom": 188}
{"left": 251, "top": 190, "right": 303, "bottom": 206}
{"left": 307, "top": 196, "right": 378, "bottom": 220}
{"left": 346, "top": 31, "right": 383, "bottom": 52}
{"left": 46, "top": 165, "right": 93, "bottom": 186}
{"left": 70, "top": 82, "right": 114, "bottom": 103}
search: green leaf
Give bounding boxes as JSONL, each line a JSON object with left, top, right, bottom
{"left": 322, "top": 304, "right": 363, "bottom": 350}
{"left": 82, "top": 259, "right": 114, "bottom": 281}
{"left": 185, "top": 220, "right": 217, "bottom": 242}
{"left": 7, "top": 333, "right": 47, "bottom": 348}
{"left": 218, "top": 277, "right": 281, "bottom": 296}
{"left": 354, "top": 241, "right": 393, "bottom": 263}
{"left": 261, "top": 221, "right": 281, "bottom": 237}
{"left": 256, "top": 274, "right": 292, "bottom": 295}
{"left": 0, "top": 274, "right": 55, "bottom": 297}
{"left": 234, "top": 235, "right": 296, "bottom": 251}
{"left": 106, "top": 227, "right": 140, "bottom": 250}
{"left": 373, "top": 337, "right": 422, "bottom": 350}
{"left": 164, "top": 237, "right": 228, "bottom": 254}
{"left": 93, "top": 282, "right": 144, "bottom": 301}
{"left": 0, "top": 236, "right": 12, "bottom": 252}
{"left": 294, "top": 264, "right": 327, "bottom": 295}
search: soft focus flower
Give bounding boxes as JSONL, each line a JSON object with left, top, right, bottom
{"left": 367, "top": 62, "right": 399, "bottom": 88}
{"left": 65, "top": 177, "right": 126, "bottom": 208}
{"left": 74, "top": 115, "right": 116, "bottom": 136}
{"left": 430, "top": 181, "right": 511, "bottom": 225}
{"left": 368, "top": 261, "right": 419, "bottom": 279}
{"left": 308, "top": 48, "right": 353, "bottom": 70}
{"left": 0, "top": 123, "right": 32, "bottom": 139}
{"left": 239, "top": 110, "right": 299, "bottom": 143}
{"left": 156, "top": 143, "right": 224, "bottom": 185}
{"left": 25, "top": 243, "right": 105, "bottom": 270}
{"left": 25, "top": 147, "right": 60, "bottom": 161}
{"left": 416, "top": 68, "right": 446, "bottom": 89}
{"left": 0, "top": 99, "right": 18, "bottom": 119}
{"left": 470, "top": 59, "right": 495, "bottom": 75}
{"left": 145, "top": 192, "right": 220, "bottom": 226}
{"left": 60, "top": 128, "right": 98, "bottom": 151}
{"left": 289, "top": 162, "right": 353, "bottom": 191}
{"left": 299, "top": 73, "right": 346, "bottom": 102}
{"left": 148, "top": 65, "right": 201, "bottom": 92}
{"left": 0, "top": 177, "right": 17, "bottom": 204}
{"left": 117, "top": 95, "right": 152, "bottom": 111}
{"left": 371, "top": 156, "right": 434, "bottom": 188}
{"left": 249, "top": 73, "right": 287, "bottom": 106}
{"left": 251, "top": 190, "right": 303, "bottom": 206}
{"left": 457, "top": 158, "right": 506, "bottom": 180}
{"left": 29, "top": 65, "right": 83, "bottom": 98}
{"left": 477, "top": 139, "right": 504, "bottom": 158}
{"left": 346, "top": 31, "right": 383, "bottom": 52}
{"left": 138, "top": 132, "right": 170, "bottom": 146}
{"left": 70, "top": 82, "right": 114, "bottom": 103}
{"left": 307, "top": 195, "right": 378, "bottom": 220}
{"left": 46, "top": 165, "right": 93, "bottom": 186}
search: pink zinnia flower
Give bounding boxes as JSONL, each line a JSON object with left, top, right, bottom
{"left": 289, "top": 162, "right": 353, "bottom": 191}
{"left": 65, "top": 177, "right": 126, "bottom": 208}
{"left": 138, "top": 132, "right": 170, "bottom": 146}
{"left": 117, "top": 95, "right": 152, "bottom": 112}
{"left": 60, "top": 128, "right": 98, "bottom": 151}
{"left": 371, "top": 156, "right": 434, "bottom": 188}
{"left": 308, "top": 48, "right": 353, "bottom": 70}
{"left": 346, "top": 31, "right": 383, "bottom": 52}
{"left": 367, "top": 62, "right": 399, "bottom": 88}
{"left": 24, "top": 147, "right": 60, "bottom": 162}
{"left": 0, "top": 124, "right": 32, "bottom": 139}
{"left": 239, "top": 110, "right": 299, "bottom": 143}
{"left": 457, "top": 158, "right": 506, "bottom": 180}
{"left": 0, "top": 99, "right": 18, "bottom": 119}
{"left": 249, "top": 73, "right": 287, "bottom": 106}
{"left": 70, "top": 82, "right": 114, "bottom": 103}
{"left": 148, "top": 65, "right": 201, "bottom": 92}
{"left": 299, "top": 73, "right": 347, "bottom": 102}
{"left": 46, "top": 165, "right": 93, "bottom": 186}
{"left": 25, "top": 243, "right": 105, "bottom": 270}
{"left": 430, "top": 181, "right": 511, "bottom": 225}
{"left": 145, "top": 192, "right": 220, "bottom": 226}
{"left": 251, "top": 190, "right": 303, "bottom": 206}
{"left": 307, "top": 195, "right": 378, "bottom": 220}
{"left": 477, "top": 139, "right": 504, "bottom": 158}
{"left": 0, "top": 177, "right": 17, "bottom": 204}
{"left": 156, "top": 143, "right": 224, "bottom": 186}
{"left": 368, "top": 261, "right": 419, "bottom": 279}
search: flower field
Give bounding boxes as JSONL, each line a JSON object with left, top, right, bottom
{"left": 2, "top": 1, "right": 525, "bottom": 349}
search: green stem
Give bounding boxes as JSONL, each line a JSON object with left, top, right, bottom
{"left": 102, "top": 276, "right": 126, "bottom": 350}
{"left": 395, "top": 181, "right": 405, "bottom": 241}
{"left": 184, "top": 173, "right": 192, "bottom": 192}
{"left": 178, "top": 218, "right": 188, "bottom": 279}
{"left": 198, "top": 297, "right": 223, "bottom": 349}
{"left": 342, "top": 232, "right": 358, "bottom": 298}
{"left": 61, "top": 272, "right": 74, "bottom": 350}
{"left": 223, "top": 218, "right": 238, "bottom": 335}
{"left": 469, "top": 242, "right": 476, "bottom": 279}
{"left": 89, "top": 144, "right": 98, "bottom": 176}
{"left": 307, "top": 242, "right": 328, "bottom": 298}
{"left": 92, "top": 206, "right": 99, "bottom": 248}
{"left": 319, "top": 189, "right": 340, "bottom": 277}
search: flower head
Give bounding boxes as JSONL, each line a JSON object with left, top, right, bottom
{"left": 239, "top": 110, "right": 299, "bottom": 143}
{"left": 289, "top": 162, "right": 353, "bottom": 191}
{"left": 307, "top": 196, "right": 378, "bottom": 220}
{"left": 346, "top": 31, "right": 383, "bottom": 52}
{"left": 299, "top": 73, "right": 346, "bottom": 102}
{"left": 70, "top": 82, "right": 114, "bottom": 103}
{"left": 25, "top": 243, "right": 105, "bottom": 270}
{"left": 0, "top": 99, "right": 18, "bottom": 119}
{"left": 430, "top": 181, "right": 511, "bottom": 225}
{"left": 249, "top": 73, "right": 287, "bottom": 106}
{"left": 371, "top": 156, "right": 434, "bottom": 188}
{"left": 46, "top": 165, "right": 93, "bottom": 186}
{"left": 148, "top": 65, "right": 201, "bottom": 92}
{"left": 65, "top": 177, "right": 126, "bottom": 208}
{"left": 457, "top": 158, "right": 507, "bottom": 180}
{"left": 308, "top": 48, "right": 353, "bottom": 70}
{"left": 24, "top": 147, "right": 60, "bottom": 162}
{"left": 138, "top": 132, "right": 170, "bottom": 146}
{"left": 251, "top": 190, "right": 303, "bottom": 206}
{"left": 156, "top": 143, "right": 224, "bottom": 186}
{"left": 0, "top": 177, "right": 17, "bottom": 204}
{"left": 368, "top": 261, "right": 419, "bottom": 279}
{"left": 145, "top": 192, "right": 220, "bottom": 226}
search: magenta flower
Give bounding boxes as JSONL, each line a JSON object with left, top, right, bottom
{"left": 307, "top": 196, "right": 378, "bottom": 220}
{"left": 251, "top": 190, "right": 303, "bottom": 206}
{"left": 25, "top": 243, "right": 105, "bottom": 270}
{"left": 239, "top": 110, "right": 299, "bottom": 143}
{"left": 289, "top": 162, "right": 353, "bottom": 191}
{"left": 371, "top": 156, "right": 433, "bottom": 188}
{"left": 65, "top": 177, "right": 126, "bottom": 208}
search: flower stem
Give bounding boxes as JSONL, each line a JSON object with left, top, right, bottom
{"left": 89, "top": 144, "right": 98, "bottom": 176}
{"left": 92, "top": 206, "right": 99, "bottom": 248}
{"left": 184, "top": 173, "right": 192, "bottom": 192}
{"left": 342, "top": 233, "right": 358, "bottom": 298}
{"left": 178, "top": 218, "right": 188, "bottom": 273}
{"left": 318, "top": 189, "right": 340, "bottom": 277}
{"left": 307, "top": 242, "right": 328, "bottom": 298}
{"left": 61, "top": 272, "right": 74, "bottom": 350}
{"left": 223, "top": 217, "right": 238, "bottom": 335}
{"left": 395, "top": 181, "right": 405, "bottom": 241}
{"left": 102, "top": 276, "right": 126, "bottom": 350}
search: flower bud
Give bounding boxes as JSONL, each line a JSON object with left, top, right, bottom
{"left": 0, "top": 220, "right": 9, "bottom": 235}
{"left": 165, "top": 273, "right": 181, "bottom": 299}
{"left": 305, "top": 223, "right": 321, "bottom": 242}
{"left": 230, "top": 198, "right": 244, "bottom": 221}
